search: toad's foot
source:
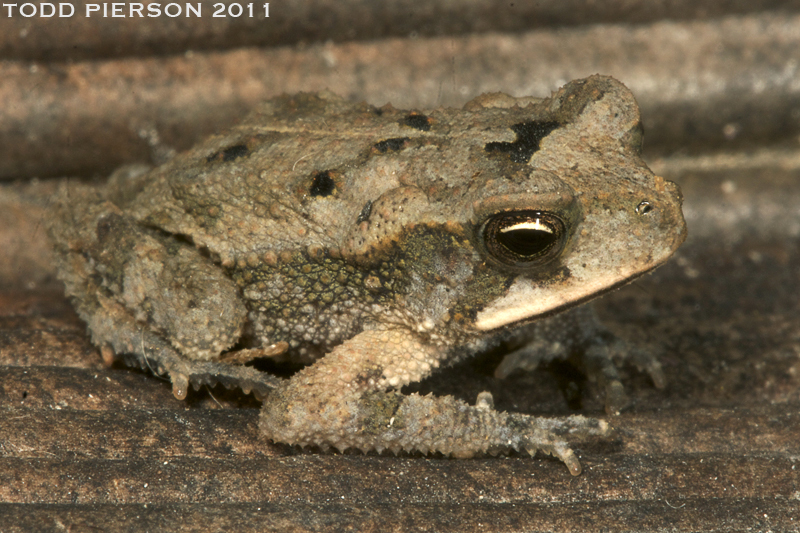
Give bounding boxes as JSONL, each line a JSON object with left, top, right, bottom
{"left": 260, "top": 327, "right": 610, "bottom": 476}
{"left": 495, "top": 304, "right": 666, "bottom": 415}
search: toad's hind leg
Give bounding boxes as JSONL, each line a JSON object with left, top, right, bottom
{"left": 259, "top": 327, "right": 609, "bottom": 475}
{"left": 48, "top": 184, "right": 281, "bottom": 397}
{"left": 61, "top": 266, "right": 282, "bottom": 398}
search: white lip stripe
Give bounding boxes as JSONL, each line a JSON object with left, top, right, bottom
{"left": 473, "top": 274, "right": 622, "bottom": 331}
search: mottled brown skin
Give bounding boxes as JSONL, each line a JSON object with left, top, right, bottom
{"left": 48, "top": 76, "right": 686, "bottom": 475}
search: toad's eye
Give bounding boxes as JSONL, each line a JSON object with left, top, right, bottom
{"left": 482, "top": 210, "right": 566, "bottom": 268}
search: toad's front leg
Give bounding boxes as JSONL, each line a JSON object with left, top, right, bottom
{"left": 260, "top": 327, "right": 609, "bottom": 475}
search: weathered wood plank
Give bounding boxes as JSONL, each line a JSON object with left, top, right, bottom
{"left": 4, "top": 12, "right": 800, "bottom": 179}
{"left": 1, "top": 453, "right": 798, "bottom": 505}
{"left": 1, "top": 499, "right": 797, "bottom": 533}
{"left": 2, "top": 399, "right": 798, "bottom": 460}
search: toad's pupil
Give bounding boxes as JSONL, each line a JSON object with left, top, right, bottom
{"left": 497, "top": 222, "right": 556, "bottom": 257}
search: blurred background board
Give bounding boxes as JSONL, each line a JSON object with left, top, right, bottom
{"left": 1, "top": 2, "right": 800, "bottom": 531}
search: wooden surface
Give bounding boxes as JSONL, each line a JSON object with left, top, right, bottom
{"left": 4, "top": 10, "right": 800, "bottom": 179}
{"left": 2, "top": 2, "right": 800, "bottom": 531}
{"left": 2, "top": 161, "right": 800, "bottom": 531}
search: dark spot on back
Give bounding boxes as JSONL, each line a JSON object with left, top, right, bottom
{"left": 357, "top": 200, "right": 373, "bottom": 223}
{"left": 484, "top": 121, "right": 560, "bottom": 163}
{"left": 373, "top": 137, "right": 410, "bottom": 153}
{"left": 402, "top": 113, "right": 431, "bottom": 132}
{"left": 206, "top": 144, "right": 249, "bottom": 163}
{"left": 309, "top": 170, "right": 336, "bottom": 197}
